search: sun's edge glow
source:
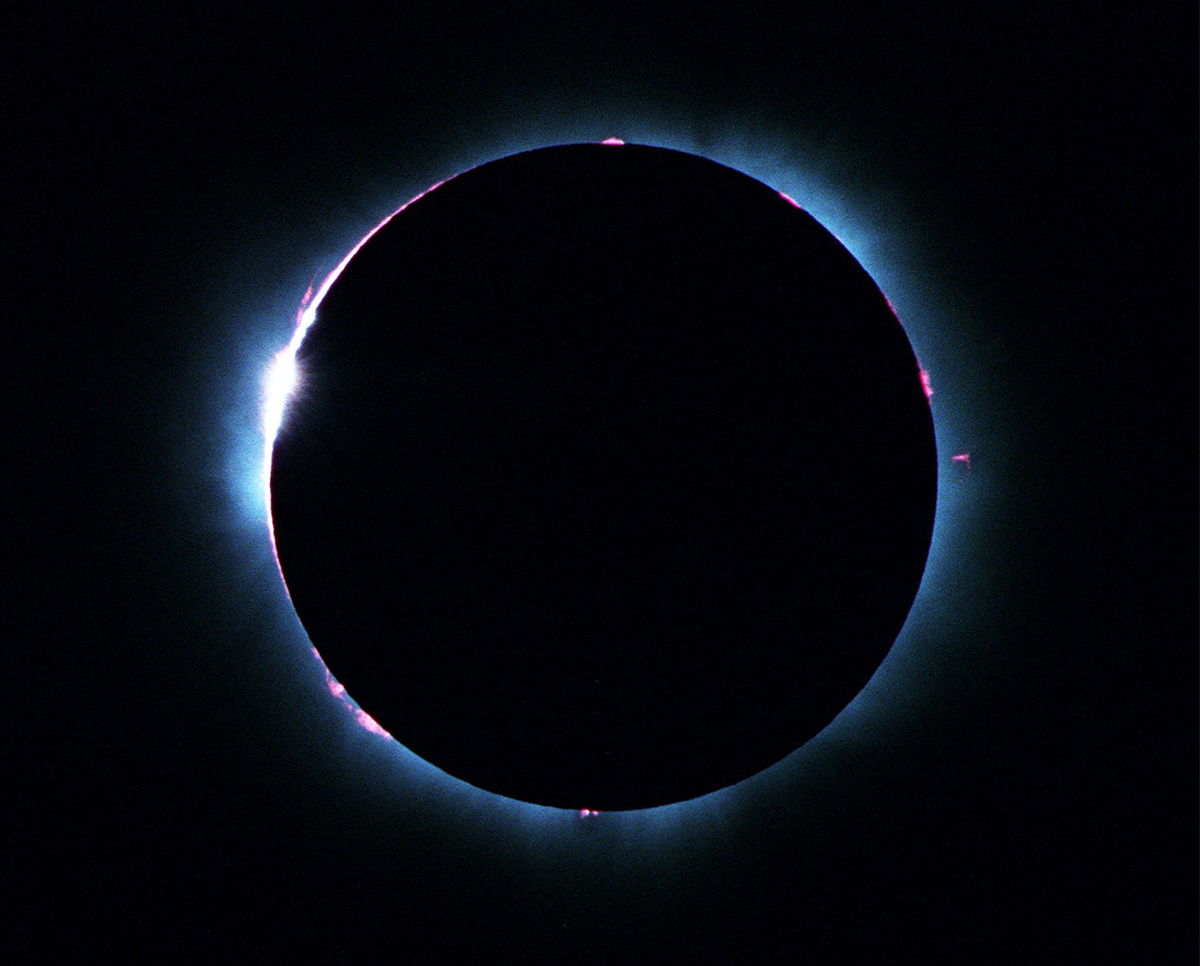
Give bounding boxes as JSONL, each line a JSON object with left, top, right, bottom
{"left": 257, "top": 141, "right": 958, "bottom": 821}
{"left": 261, "top": 179, "right": 450, "bottom": 566}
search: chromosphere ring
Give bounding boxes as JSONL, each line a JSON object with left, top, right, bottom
{"left": 269, "top": 143, "right": 937, "bottom": 810}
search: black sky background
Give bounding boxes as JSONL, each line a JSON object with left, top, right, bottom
{"left": 13, "top": 2, "right": 1196, "bottom": 960}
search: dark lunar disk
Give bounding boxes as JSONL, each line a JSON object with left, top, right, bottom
{"left": 270, "top": 144, "right": 937, "bottom": 810}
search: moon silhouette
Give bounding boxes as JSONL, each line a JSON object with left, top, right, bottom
{"left": 269, "top": 143, "right": 936, "bottom": 810}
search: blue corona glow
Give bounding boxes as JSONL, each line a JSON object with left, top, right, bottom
{"left": 221, "top": 124, "right": 986, "bottom": 850}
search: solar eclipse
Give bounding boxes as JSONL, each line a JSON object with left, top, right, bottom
{"left": 266, "top": 143, "right": 936, "bottom": 810}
